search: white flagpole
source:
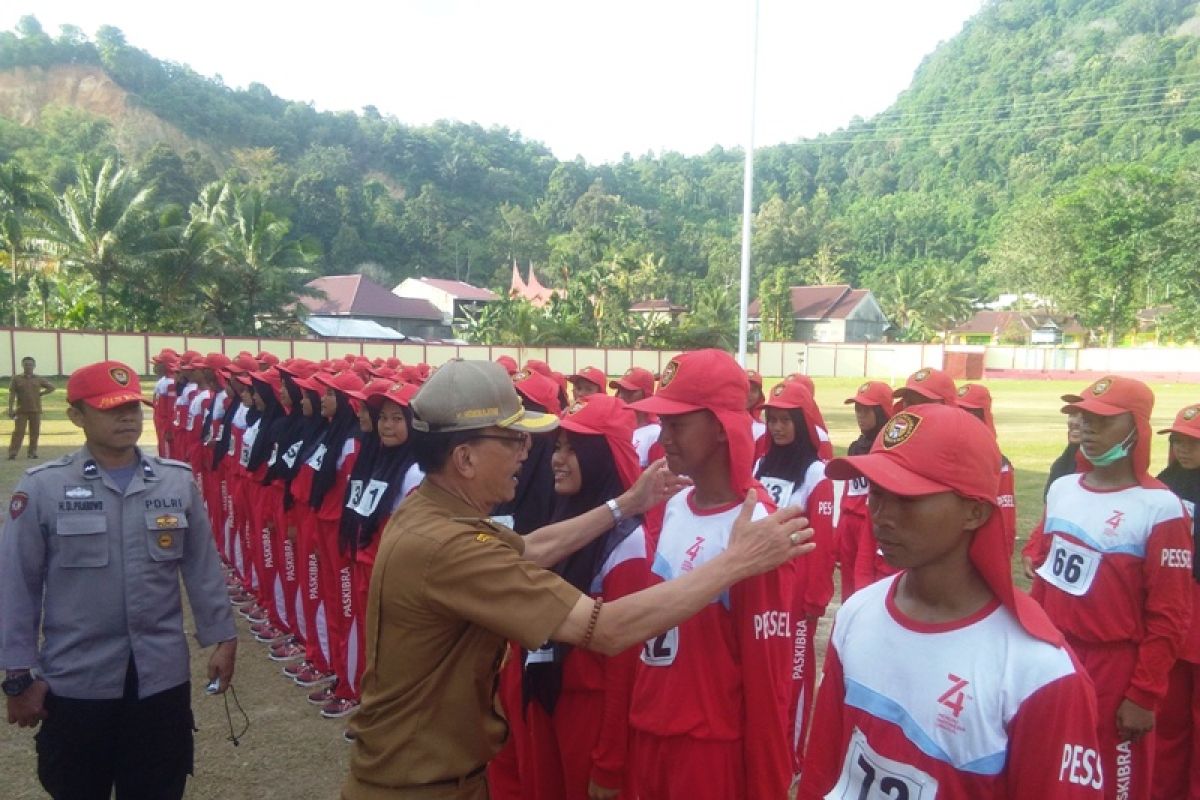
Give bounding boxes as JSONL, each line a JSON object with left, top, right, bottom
{"left": 737, "top": 0, "right": 761, "bottom": 366}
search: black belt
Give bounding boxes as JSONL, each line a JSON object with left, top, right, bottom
{"left": 414, "top": 764, "right": 486, "bottom": 790}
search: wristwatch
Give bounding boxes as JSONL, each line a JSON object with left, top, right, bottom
{"left": 2, "top": 672, "right": 35, "bottom": 697}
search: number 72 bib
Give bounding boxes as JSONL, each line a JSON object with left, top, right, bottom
{"left": 1035, "top": 534, "right": 1101, "bottom": 597}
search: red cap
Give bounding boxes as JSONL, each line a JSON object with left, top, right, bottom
{"left": 1159, "top": 403, "right": 1200, "bottom": 437}
{"left": 609, "top": 366, "right": 656, "bottom": 397}
{"left": 346, "top": 377, "right": 397, "bottom": 403}
{"left": 496, "top": 355, "right": 519, "bottom": 375}
{"left": 525, "top": 359, "right": 553, "bottom": 378}
{"left": 827, "top": 403, "right": 1062, "bottom": 646}
{"left": 365, "top": 381, "right": 419, "bottom": 409}
{"left": 956, "top": 383, "right": 995, "bottom": 435}
{"left": 513, "top": 368, "right": 563, "bottom": 415}
{"left": 401, "top": 363, "right": 431, "bottom": 385}
{"left": 782, "top": 373, "right": 814, "bottom": 395}
{"left": 151, "top": 348, "right": 179, "bottom": 364}
{"left": 385, "top": 357, "right": 401, "bottom": 369}
{"left": 1061, "top": 376, "right": 1157, "bottom": 487}
{"left": 314, "top": 370, "right": 366, "bottom": 396}
{"left": 66, "top": 361, "right": 148, "bottom": 410}
{"left": 204, "top": 352, "right": 232, "bottom": 371}
{"left": 894, "top": 367, "right": 957, "bottom": 406}
{"left": 631, "top": 349, "right": 758, "bottom": 495}
{"left": 745, "top": 369, "right": 763, "bottom": 388}
{"left": 763, "top": 380, "right": 827, "bottom": 456}
{"left": 257, "top": 351, "right": 279, "bottom": 367}
{"left": 227, "top": 353, "right": 259, "bottom": 374}
{"left": 568, "top": 366, "right": 607, "bottom": 393}
{"left": 560, "top": 394, "right": 641, "bottom": 491}
{"left": 250, "top": 367, "right": 283, "bottom": 399}
{"left": 844, "top": 380, "right": 896, "bottom": 416}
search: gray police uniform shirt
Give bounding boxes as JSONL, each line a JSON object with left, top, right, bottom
{"left": 0, "top": 446, "right": 237, "bottom": 700}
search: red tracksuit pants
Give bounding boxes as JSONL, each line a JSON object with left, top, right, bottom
{"left": 630, "top": 731, "right": 743, "bottom": 800}
{"left": 315, "top": 517, "right": 357, "bottom": 699}
{"left": 1070, "top": 638, "right": 1154, "bottom": 800}
{"left": 295, "top": 509, "right": 331, "bottom": 673}
{"left": 1152, "top": 658, "right": 1200, "bottom": 800}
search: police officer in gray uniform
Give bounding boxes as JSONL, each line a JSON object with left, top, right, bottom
{"left": 0, "top": 360, "right": 238, "bottom": 800}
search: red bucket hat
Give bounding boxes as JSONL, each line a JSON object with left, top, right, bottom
{"left": 894, "top": 367, "right": 957, "bottom": 406}
{"left": 525, "top": 359, "right": 553, "bottom": 378}
{"left": 496, "top": 355, "right": 519, "bottom": 375}
{"left": 513, "top": 368, "right": 563, "bottom": 415}
{"left": 956, "top": 383, "right": 995, "bottom": 435}
{"left": 844, "top": 380, "right": 896, "bottom": 417}
{"left": 560, "top": 394, "right": 641, "bottom": 491}
{"left": 826, "top": 403, "right": 1062, "bottom": 646}
{"left": 609, "top": 366, "right": 655, "bottom": 397}
{"left": 1061, "top": 375, "right": 1157, "bottom": 487}
{"left": 631, "top": 349, "right": 758, "bottom": 495}
{"left": 568, "top": 366, "right": 607, "bottom": 393}
{"left": 67, "top": 361, "right": 148, "bottom": 410}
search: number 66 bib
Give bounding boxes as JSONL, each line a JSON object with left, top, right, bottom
{"left": 1035, "top": 534, "right": 1101, "bottom": 597}
{"left": 831, "top": 728, "right": 939, "bottom": 800}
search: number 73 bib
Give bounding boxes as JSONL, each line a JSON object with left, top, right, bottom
{"left": 1035, "top": 534, "right": 1101, "bottom": 597}
{"left": 831, "top": 728, "right": 939, "bottom": 800}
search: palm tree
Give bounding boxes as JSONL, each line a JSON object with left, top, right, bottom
{"left": 44, "top": 158, "right": 158, "bottom": 328}
{"left": 208, "top": 187, "right": 317, "bottom": 334}
{"left": 0, "top": 162, "right": 48, "bottom": 326}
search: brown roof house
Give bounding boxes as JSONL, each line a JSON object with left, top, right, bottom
{"left": 949, "top": 310, "right": 1086, "bottom": 347}
{"left": 748, "top": 284, "right": 889, "bottom": 343}
{"left": 301, "top": 274, "right": 448, "bottom": 339}
{"left": 392, "top": 277, "right": 499, "bottom": 327}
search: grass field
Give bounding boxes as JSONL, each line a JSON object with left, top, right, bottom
{"left": 0, "top": 374, "right": 1196, "bottom": 798}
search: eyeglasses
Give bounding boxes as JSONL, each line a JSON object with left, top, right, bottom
{"left": 467, "top": 432, "right": 530, "bottom": 449}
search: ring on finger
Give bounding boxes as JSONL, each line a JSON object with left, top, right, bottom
{"left": 789, "top": 532, "right": 802, "bottom": 545}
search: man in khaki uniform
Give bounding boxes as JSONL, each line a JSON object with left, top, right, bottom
{"left": 8, "top": 356, "right": 55, "bottom": 460}
{"left": 342, "top": 359, "right": 815, "bottom": 800}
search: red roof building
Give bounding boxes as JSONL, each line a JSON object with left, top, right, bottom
{"left": 748, "top": 284, "right": 889, "bottom": 342}
{"left": 301, "top": 274, "right": 449, "bottom": 339}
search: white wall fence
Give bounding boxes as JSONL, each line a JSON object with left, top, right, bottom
{"left": 3, "top": 327, "right": 1199, "bottom": 380}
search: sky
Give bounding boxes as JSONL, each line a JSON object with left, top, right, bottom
{"left": 5, "top": 1, "right": 985, "bottom": 164}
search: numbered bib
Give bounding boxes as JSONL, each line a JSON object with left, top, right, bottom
{"left": 351, "top": 479, "right": 388, "bottom": 516}
{"left": 760, "top": 477, "right": 795, "bottom": 507}
{"left": 831, "top": 728, "right": 939, "bottom": 800}
{"left": 525, "top": 645, "right": 554, "bottom": 665}
{"left": 847, "top": 475, "right": 870, "bottom": 497}
{"left": 239, "top": 438, "right": 253, "bottom": 467}
{"left": 267, "top": 443, "right": 280, "bottom": 467}
{"left": 1036, "top": 534, "right": 1101, "bottom": 597}
{"left": 641, "top": 627, "right": 679, "bottom": 667}
{"left": 305, "top": 444, "right": 328, "bottom": 471}
{"left": 281, "top": 440, "right": 303, "bottom": 469}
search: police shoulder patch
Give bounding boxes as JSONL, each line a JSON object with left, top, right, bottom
{"left": 882, "top": 412, "right": 921, "bottom": 449}
{"left": 26, "top": 454, "right": 73, "bottom": 475}
{"left": 152, "top": 456, "right": 192, "bottom": 469}
{"left": 9, "top": 492, "right": 29, "bottom": 519}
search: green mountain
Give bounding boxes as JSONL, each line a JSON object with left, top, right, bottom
{"left": 2, "top": 1, "right": 1199, "bottom": 342}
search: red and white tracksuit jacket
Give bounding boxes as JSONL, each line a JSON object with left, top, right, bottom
{"left": 1025, "top": 475, "right": 1194, "bottom": 800}
{"left": 798, "top": 575, "right": 1105, "bottom": 800}
{"left": 628, "top": 489, "right": 797, "bottom": 800}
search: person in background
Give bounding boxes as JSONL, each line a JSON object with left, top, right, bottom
{"left": 8, "top": 356, "right": 55, "bottom": 460}
{"left": 1152, "top": 403, "right": 1200, "bottom": 800}
{"left": 892, "top": 367, "right": 957, "bottom": 409}
{"left": 151, "top": 350, "right": 179, "bottom": 458}
{"left": 567, "top": 367, "right": 607, "bottom": 403}
{"left": 838, "top": 381, "right": 894, "bottom": 600}
{"left": 1046, "top": 409, "right": 1085, "bottom": 498}
{"left": 956, "top": 383, "right": 1018, "bottom": 557}
{"left": 609, "top": 367, "right": 661, "bottom": 469}
{"left": 1024, "top": 376, "right": 1193, "bottom": 800}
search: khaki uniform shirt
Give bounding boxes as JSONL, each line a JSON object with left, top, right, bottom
{"left": 9, "top": 374, "right": 53, "bottom": 414}
{"left": 344, "top": 481, "right": 582, "bottom": 797}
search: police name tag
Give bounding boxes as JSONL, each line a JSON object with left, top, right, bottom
{"left": 759, "top": 477, "right": 794, "bottom": 507}
{"left": 1036, "top": 534, "right": 1102, "bottom": 597}
{"left": 831, "top": 728, "right": 939, "bottom": 800}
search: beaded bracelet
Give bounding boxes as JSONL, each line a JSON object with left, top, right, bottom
{"left": 580, "top": 597, "right": 604, "bottom": 649}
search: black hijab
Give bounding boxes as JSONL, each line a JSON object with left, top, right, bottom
{"left": 523, "top": 431, "right": 640, "bottom": 714}
{"left": 492, "top": 398, "right": 557, "bottom": 534}
{"left": 246, "top": 376, "right": 284, "bottom": 473}
{"left": 847, "top": 406, "right": 889, "bottom": 456}
{"left": 1045, "top": 442, "right": 1081, "bottom": 499}
{"left": 338, "top": 402, "right": 419, "bottom": 555}
{"left": 756, "top": 408, "right": 821, "bottom": 484}
{"left": 268, "top": 376, "right": 327, "bottom": 491}
{"left": 309, "top": 387, "right": 362, "bottom": 510}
